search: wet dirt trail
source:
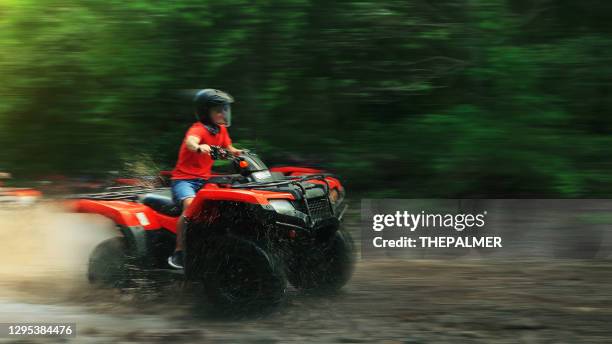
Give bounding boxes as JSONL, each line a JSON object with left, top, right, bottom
{"left": 1, "top": 206, "right": 611, "bottom": 343}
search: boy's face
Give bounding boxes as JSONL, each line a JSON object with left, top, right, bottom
{"left": 209, "top": 105, "right": 231, "bottom": 126}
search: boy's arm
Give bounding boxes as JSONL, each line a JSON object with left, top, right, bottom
{"left": 226, "top": 144, "right": 242, "bottom": 156}
{"left": 222, "top": 130, "right": 241, "bottom": 156}
{"left": 185, "top": 135, "right": 211, "bottom": 154}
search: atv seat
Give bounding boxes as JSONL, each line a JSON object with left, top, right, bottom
{"left": 140, "top": 192, "right": 181, "bottom": 217}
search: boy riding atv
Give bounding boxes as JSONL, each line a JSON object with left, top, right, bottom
{"left": 71, "top": 91, "right": 354, "bottom": 312}
{"left": 168, "top": 89, "right": 242, "bottom": 268}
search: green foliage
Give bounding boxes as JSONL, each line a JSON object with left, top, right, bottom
{"left": 0, "top": 0, "right": 611, "bottom": 197}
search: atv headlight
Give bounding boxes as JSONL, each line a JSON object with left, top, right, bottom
{"left": 269, "top": 199, "right": 295, "bottom": 215}
{"left": 329, "top": 189, "right": 339, "bottom": 204}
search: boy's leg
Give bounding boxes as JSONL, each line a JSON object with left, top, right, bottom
{"left": 168, "top": 180, "right": 200, "bottom": 268}
{"left": 174, "top": 197, "right": 194, "bottom": 252}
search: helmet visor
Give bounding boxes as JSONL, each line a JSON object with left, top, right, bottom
{"left": 211, "top": 104, "right": 232, "bottom": 127}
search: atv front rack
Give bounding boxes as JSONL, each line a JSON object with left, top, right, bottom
{"left": 230, "top": 173, "right": 333, "bottom": 190}
{"left": 232, "top": 174, "right": 336, "bottom": 219}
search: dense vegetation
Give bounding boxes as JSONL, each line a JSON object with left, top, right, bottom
{"left": 1, "top": 0, "right": 611, "bottom": 197}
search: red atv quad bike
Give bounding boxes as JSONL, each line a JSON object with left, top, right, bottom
{"left": 68, "top": 147, "right": 354, "bottom": 312}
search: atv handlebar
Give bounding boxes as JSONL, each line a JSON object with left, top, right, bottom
{"left": 209, "top": 146, "right": 251, "bottom": 161}
{"left": 209, "top": 146, "right": 231, "bottom": 160}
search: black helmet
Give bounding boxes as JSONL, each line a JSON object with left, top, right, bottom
{"left": 194, "top": 89, "right": 234, "bottom": 127}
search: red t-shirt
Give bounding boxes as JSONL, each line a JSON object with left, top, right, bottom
{"left": 171, "top": 123, "right": 232, "bottom": 180}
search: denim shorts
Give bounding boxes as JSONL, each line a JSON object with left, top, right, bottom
{"left": 171, "top": 179, "right": 207, "bottom": 203}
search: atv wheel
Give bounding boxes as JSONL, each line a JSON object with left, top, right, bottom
{"left": 288, "top": 229, "right": 355, "bottom": 293}
{"left": 198, "top": 236, "right": 286, "bottom": 313}
{"left": 88, "top": 237, "right": 135, "bottom": 288}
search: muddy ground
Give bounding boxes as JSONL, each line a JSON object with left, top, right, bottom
{"left": 0, "top": 206, "right": 611, "bottom": 343}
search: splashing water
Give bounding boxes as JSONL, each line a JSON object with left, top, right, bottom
{"left": 0, "top": 203, "right": 117, "bottom": 300}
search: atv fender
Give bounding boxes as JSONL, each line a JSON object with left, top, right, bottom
{"left": 69, "top": 199, "right": 159, "bottom": 258}
{"left": 184, "top": 188, "right": 294, "bottom": 219}
{"left": 120, "top": 225, "right": 148, "bottom": 259}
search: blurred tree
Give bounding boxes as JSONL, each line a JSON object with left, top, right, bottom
{"left": 0, "top": 0, "right": 610, "bottom": 196}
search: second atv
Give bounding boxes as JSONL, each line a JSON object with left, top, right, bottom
{"left": 69, "top": 147, "right": 354, "bottom": 312}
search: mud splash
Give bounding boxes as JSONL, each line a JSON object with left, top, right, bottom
{"left": 0, "top": 204, "right": 116, "bottom": 301}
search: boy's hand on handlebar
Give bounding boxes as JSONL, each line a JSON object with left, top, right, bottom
{"left": 227, "top": 146, "right": 242, "bottom": 157}
{"left": 198, "top": 144, "right": 211, "bottom": 154}
{"left": 209, "top": 145, "right": 229, "bottom": 160}
{"left": 208, "top": 145, "right": 241, "bottom": 160}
